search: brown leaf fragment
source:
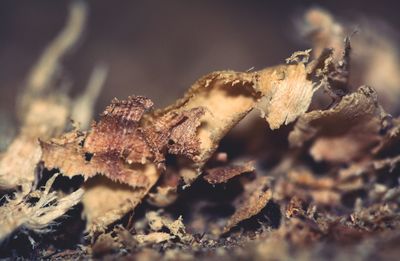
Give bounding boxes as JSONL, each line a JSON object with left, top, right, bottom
{"left": 167, "top": 107, "right": 205, "bottom": 159}
{"left": 41, "top": 49, "right": 328, "bottom": 232}
{"left": 143, "top": 107, "right": 206, "bottom": 165}
{"left": 203, "top": 161, "right": 255, "bottom": 184}
{"left": 42, "top": 97, "right": 205, "bottom": 187}
{"left": 41, "top": 132, "right": 152, "bottom": 188}
{"left": 289, "top": 86, "right": 386, "bottom": 163}
{"left": 153, "top": 56, "right": 327, "bottom": 185}
{"left": 84, "top": 96, "right": 154, "bottom": 165}
{"left": 41, "top": 97, "right": 206, "bottom": 232}
{"left": 223, "top": 176, "right": 272, "bottom": 233}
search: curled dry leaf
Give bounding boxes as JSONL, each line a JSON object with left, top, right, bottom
{"left": 40, "top": 52, "right": 327, "bottom": 232}
{"left": 223, "top": 176, "right": 272, "bottom": 233}
{"left": 42, "top": 96, "right": 206, "bottom": 184}
{"left": 41, "top": 96, "right": 205, "bottom": 231}
{"left": 289, "top": 86, "right": 386, "bottom": 163}
{"left": 302, "top": 8, "right": 400, "bottom": 114}
{"left": 203, "top": 161, "right": 255, "bottom": 184}
{"left": 155, "top": 55, "right": 323, "bottom": 184}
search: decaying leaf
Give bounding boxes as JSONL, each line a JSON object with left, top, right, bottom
{"left": 203, "top": 161, "right": 255, "bottom": 184}
{"left": 289, "top": 86, "right": 386, "bottom": 163}
{"left": 3, "top": 3, "right": 400, "bottom": 260}
{"left": 41, "top": 96, "right": 205, "bottom": 231}
{"left": 39, "top": 50, "right": 328, "bottom": 233}
{"left": 223, "top": 176, "right": 272, "bottom": 233}
{"left": 156, "top": 54, "right": 325, "bottom": 185}
{"left": 302, "top": 8, "right": 400, "bottom": 114}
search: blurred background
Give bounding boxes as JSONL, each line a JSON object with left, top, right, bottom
{"left": 0, "top": 0, "right": 399, "bottom": 122}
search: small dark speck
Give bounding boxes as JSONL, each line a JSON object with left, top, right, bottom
{"left": 84, "top": 152, "right": 93, "bottom": 162}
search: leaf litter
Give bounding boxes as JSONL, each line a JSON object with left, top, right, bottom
{"left": 1, "top": 3, "right": 400, "bottom": 261}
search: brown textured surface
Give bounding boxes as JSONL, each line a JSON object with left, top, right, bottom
{"left": 203, "top": 161, "right": 255, "bottom": 184}
{"left": 2, "top": 3, "right": 400, "bottom": 260}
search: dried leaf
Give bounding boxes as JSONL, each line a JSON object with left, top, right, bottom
{"left": 40, "top": 50, "right": 329, "bottom": 232}
{"left": 289, "top": 86, "right": 386, "bottom": 163}
{"left": 156, "top": 58, "right": 325, "bottom": 184}
{"left": 302, "top": 8, "right": 400, "bottom": 114}
{"left": 203, "top": 161, "right": 255, "bottom": 184}
{"left": 223, "top": 176, "right": 272, "bottom": 233}
{"left": 41, "top": 98, "right": 205, "bottom": 231}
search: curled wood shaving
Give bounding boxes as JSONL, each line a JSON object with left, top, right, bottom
{"left": 223, "top": 176, "right": 272, "bottom": 233}
{"left": 203, "top": 161, "right": 255, "bottom": 184}
{"left": 289, "top": 86, "right": 386, "bottom": 163}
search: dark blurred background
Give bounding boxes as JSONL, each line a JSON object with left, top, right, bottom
{"left": 0, "top": 0, "right": 399, "bottom": 119}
